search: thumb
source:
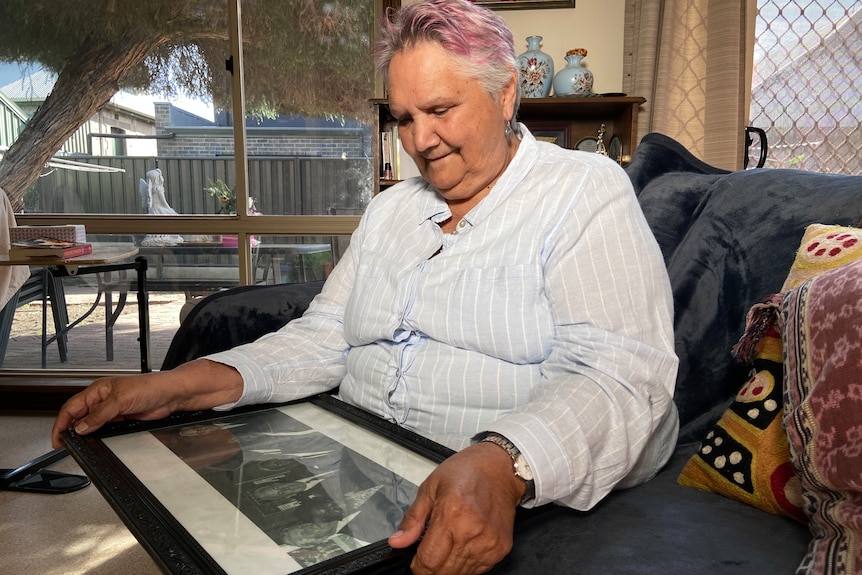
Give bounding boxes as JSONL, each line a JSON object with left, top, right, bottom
{"left": 389, "top": 492, "right": 432, "bottom": 549}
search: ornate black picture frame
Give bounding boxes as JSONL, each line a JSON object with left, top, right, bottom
{"left": 474, "top": 0, "right": 575, "bottom": 10}
{"left": 61, "top": 393, "right": 455, "bottom": 575}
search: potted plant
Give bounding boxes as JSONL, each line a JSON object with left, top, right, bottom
{"left": 205, "top": 178, "right": 237, "bottom": 215}
{"left": 204, "top": 179, "right": 259, "bottom": 247}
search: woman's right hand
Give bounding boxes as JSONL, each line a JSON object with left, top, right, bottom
{"left": 51, "top": 358, "right": 243, "bottom": 449}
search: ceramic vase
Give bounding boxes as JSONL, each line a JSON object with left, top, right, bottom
{"left": 552, "top": 48, "right": 594, "bottom": 97}
{"left": 517, "top": 36, "right": 554, "bottom": 98}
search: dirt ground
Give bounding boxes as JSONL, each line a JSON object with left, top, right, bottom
{"left": 3, "top": 289, "right": 188, "bottom": 371}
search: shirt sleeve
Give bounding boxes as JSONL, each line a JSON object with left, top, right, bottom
{"left": 483, "top": 158, "right": 679, "bottom": 510}
{"left": 204, "top": 239, "right": 359, "bottom": 410}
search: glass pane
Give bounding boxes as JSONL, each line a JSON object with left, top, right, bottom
{"left": 239, "top": 2, "right": 377, "bottom": 216}
{"left": 254, "top": 235, "right": 336, "bottom": 284}
{"left": 1, "top": 3, "right": 377, "bottom": 212}
{"left": 0, "top": 1, "right": 376, "bottom": 374}
{"left": 751, "top": 1, "right": 862, "bottom": 174}
{"left": 0, "top": 3, "right": 230, "bottom": 215}
{"left": 1, "top": 234, "right": 339, "bottom": 372}
{"left": 3, "top": 234, "right": 179, "bottom": 371}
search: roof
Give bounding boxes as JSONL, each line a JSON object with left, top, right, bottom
{"left": 0, "top": 68, "right": 55, "bottom": 101}
{"left": 0, "top": 64, "right": 212, "bottom": 121}
{"left": 752, "top": 6, "right": 862, "bottom": 127}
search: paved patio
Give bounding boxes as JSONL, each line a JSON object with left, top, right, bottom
{"left": 3, "top": 288, "right": 189, "bottom": 371}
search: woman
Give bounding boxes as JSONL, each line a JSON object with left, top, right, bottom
{"left": 53, "top": 1, "right": 678, "bottom": 573}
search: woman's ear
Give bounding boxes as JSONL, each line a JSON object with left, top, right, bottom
{"left": 500, "top": 71, "right": 518, "bottom": 123}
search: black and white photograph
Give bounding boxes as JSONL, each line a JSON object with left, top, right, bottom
{"left": 61, "top": 395, "right": 453, "bottom": 575}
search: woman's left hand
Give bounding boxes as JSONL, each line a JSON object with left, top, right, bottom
{"left": 388, "top": 441, "right": 526, "bottom": 575}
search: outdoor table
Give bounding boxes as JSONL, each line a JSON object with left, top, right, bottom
{"left": 0, "top": 244, "right": 150, "bottom": 372}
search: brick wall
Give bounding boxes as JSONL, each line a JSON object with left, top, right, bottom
{"left": 154, "top": 102, "right": 368, "bottom": 158}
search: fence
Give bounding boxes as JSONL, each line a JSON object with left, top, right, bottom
{"left": 27, "top": 155, "right": 375, "bottom": 216}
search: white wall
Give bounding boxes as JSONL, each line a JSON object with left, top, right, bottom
{"left": 402, "top": 0, "right": 625, "bottom": 94}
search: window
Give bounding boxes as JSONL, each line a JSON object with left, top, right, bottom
{"left": 750, "top": 1, "right": 861, "bottom": 173}
{"left": 0, "top": 1, "right": 388, "bottom": 373}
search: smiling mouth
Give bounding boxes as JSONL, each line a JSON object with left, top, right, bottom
{"left": 424, "top": 151, "right": 450, "bottom": 164}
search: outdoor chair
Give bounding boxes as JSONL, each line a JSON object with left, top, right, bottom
{"left": 0, "top": 271, "right": 70, "bottom": 367}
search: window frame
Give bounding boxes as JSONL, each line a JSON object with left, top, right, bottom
{"left": 13, "top": 0, "right": 394, "bottom": 283}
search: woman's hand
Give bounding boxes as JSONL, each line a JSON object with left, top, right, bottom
{"left": 389, "top": 441, "right": 526, "bottom": 575}
{"left": 51, "top": 359, "right": 243, "bottom": 449}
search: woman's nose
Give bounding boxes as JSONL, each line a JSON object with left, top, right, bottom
{"left": 408, "top": 118, "right": 439, "bottom": 154}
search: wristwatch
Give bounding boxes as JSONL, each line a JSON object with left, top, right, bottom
{"left": 481, "top": 432, "right": 535, "bottom": 504}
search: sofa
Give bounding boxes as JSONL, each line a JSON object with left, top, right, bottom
{"left": 164, "top": 133, "right": 862, "bottom": 574}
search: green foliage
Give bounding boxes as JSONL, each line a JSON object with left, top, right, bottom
{"left": 790, "top": 153, "right": 806, "bottom": 168}
{"left": 204, "top": 178, "right": 236, "bottom": 214}
{"left": 0, "top": 0, "right": 376, "bottom": 121}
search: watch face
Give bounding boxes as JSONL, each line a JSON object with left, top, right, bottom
{"left": 513, "top": 453, "right": 533, "bottom": 481}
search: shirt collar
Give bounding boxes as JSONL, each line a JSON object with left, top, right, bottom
{"left": 414, "top": 124, "right": 539, "bottom": 229}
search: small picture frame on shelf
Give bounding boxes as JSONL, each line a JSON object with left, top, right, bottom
{"left": 575, "top": 136, "right": 598, "bottom": 153}
{"left": 527, "top": 122, "right": 570, "bottom": 148}
{"left": 61, "top": 393, "right": 455, "bottom": 575}
{"left": 608, "top": 135, "right": 623, "bottom": 164}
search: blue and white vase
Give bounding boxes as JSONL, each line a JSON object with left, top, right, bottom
{"left": 552, "top": 48, "right": 594, "bottom": 97}
{"left": 517, "top": 36, "right": 554, "bottom": 98}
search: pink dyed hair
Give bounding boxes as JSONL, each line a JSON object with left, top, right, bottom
{"left": 375, "top": 0, "right": 520, "bottom": 127}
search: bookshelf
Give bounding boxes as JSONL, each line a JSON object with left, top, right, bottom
{"left": 371, "top": 95, "right": 645, "bottom": 194}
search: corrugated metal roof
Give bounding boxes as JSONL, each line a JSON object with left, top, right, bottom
{"left": 0, "top": 68, "right": 156, "bottom": 119}
{"left": 752, "top": 7, "right": 862, "bottom": 127}
{"left": 0, "top": 69, "right": 56, "bottom": 101}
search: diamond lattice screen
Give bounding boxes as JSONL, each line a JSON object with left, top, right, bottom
{"left": 750, "top": 1, "right": 861, "bottom": 174}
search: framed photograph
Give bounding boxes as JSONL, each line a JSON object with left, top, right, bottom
{"left": 607, "top": 135, "right": 623, "bottom": 164}
{"left": 61, "top": 393, "right": 455, "bottom": 575}
{"left": 575, "top": 136, "right": 598, "bottom": 153}
{"left": 526, "top": 122, "right": 570, "bottom": 148}
{"left": 473, "top": 0, "right": 575, "bottom": 10}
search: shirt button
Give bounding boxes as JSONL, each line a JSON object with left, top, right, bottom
{"left": 458, "top": 220, "right": 467, "bottom": 229}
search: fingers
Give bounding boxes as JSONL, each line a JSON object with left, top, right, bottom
{"left": 51, "top": 378, "right": 125, "bottom": 448}
{"left": 411, "top": 514, "right": 504, "bottom": 575}
{"left": 395, "top": 443, "right": 520, "bottom": 575}
{"left": 51, "top": 361, "right": 243, "bottom": 449}
{"left": 50, "top": 375, "right": 171, "bottom": 449}
{"left": 51, "top": 392, "right": 94, "bottom": 448}
{"left": 388, "top": 489, "right": 433, "bottom": 549}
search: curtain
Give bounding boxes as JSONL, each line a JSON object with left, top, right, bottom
{"left": 624, "top": 0, "right": 753, "bottom": 170}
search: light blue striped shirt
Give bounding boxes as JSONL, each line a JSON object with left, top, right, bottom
{"left": 209, "top": 127, "right": 679, "bottom": 510}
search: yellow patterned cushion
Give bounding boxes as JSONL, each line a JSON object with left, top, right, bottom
{"left": 678, "top": 320, "right": 806, "bottom": 522}
{"left": 678, "top": 223, "right": 862, "bottom": 522}
{"left": 780, "top": 223, "right": 862, "bottom": 291}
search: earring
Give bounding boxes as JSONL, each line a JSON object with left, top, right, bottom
{"left": 504, "top": 121, "right": 513, "bottom": 139}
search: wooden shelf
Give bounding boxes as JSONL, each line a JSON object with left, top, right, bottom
{"left": 370, "top": 95, "right": 645, "bottom": 194}
{"left": 516, "top": 96, "right": 646, "bottom": 165}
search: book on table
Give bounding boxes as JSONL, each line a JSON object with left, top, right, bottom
{"left": 8, "top": 237, "right": 93, "bottom": 259}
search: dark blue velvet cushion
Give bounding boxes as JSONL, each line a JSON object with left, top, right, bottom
{"left": 160, "top": 281, "right": 326, "bottom": 370}
{"left": 628, "top": 133, "right": 862, "bottom": 441}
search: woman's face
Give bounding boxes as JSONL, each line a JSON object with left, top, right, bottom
{"left": 388, "top": 41, "right": 517, "bottom": 205}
